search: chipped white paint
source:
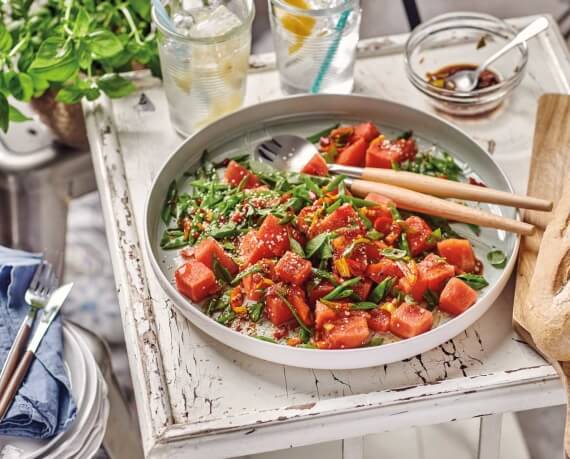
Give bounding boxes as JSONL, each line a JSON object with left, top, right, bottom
{"left": 84, "top": 16, "right": 570, "bottom": 459}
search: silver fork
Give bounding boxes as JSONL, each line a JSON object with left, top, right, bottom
{"left": 0, "top": 260, "right": 57, "bottom": 395}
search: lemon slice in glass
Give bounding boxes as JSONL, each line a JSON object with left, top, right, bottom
{"left": 279, "top": 0, "right": 316, "bottom": 54}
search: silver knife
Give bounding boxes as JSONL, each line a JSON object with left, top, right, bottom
{"left": 27, "top": 282, "right": 73, "bottom": 353}
{"left": 0, "top": 283, "right": 73, "bottom": 420}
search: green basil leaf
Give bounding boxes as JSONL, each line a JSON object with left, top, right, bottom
{"left": 0, "top": 93, "right": 9, "bottom": 132}
{"left": 87, "top": 30, "right": 124, "bottom": 59}
{"left": 367, "top": 336, "right": 384, "bottom": 346}
{"left": 29, "top": 72, "right": 50, "bottom": 97}
{"left": 56, "top": 86, "right": 85, "bottom": 104}
{"left": 76, "top": 42, "right": 93, "bottom": 70}
{"left": 457, "top": 274, "right": 489, "bottom": 290}
{"left": 29, "top": 37, "right": 79, "bottom": 82}
{"left": 5, "top": 72, "right": 34, "bottom": 102}
{"left": 305, "top": 232, "right": 330, "bottom": 258}
{"left": 0, "top": 24, "right": 13, "bottom": 54}
{"left": 487, "top": 249, "right": 507, "bottom": 269}
{"left": 130, "top": 0, "right": 151, "bottom": 19}
{"left": 97, "top": 74, "right": 135, "bottom": 98}
{"left": 212, "top": 256, "right": 233, "bottom": 284}
{"left": 9, "top": 105, "right": 31, "bottom": 122}
{"left": 73, "top": 7, "right": 91, "bottom": 37}
{"left": 423, "top": 289, "right": 439, "bottom": 310}
{"left": 368, "top": 276, "right": 394, "bottom": 303}
{"left": 299, "top": 327, "right": 311, "bottom": 343}
{"left": 289, "top": 236, "right": 305, "bottom": 258}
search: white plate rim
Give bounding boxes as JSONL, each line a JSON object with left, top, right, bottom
{"left": 40, "top": 325, "right": 101, "bottom": 459}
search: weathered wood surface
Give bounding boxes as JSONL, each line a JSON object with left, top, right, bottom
{"left": 512, "top": 94, "right": 570, "bottom": 459}
{"left": 85, "top": 16, "right": 570, "bottom": 459}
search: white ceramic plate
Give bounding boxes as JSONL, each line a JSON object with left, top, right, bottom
{"left": 42, "top": 325, "right": 101, "bottom": 459}
{"left": 0, "top": 325, "right": 85, "bottom": 459}
{"left": 145, "top": 94, "right": 519, "bottom": 370}
{"left": 69, "top": 381, "right": 109, "bottom": 459}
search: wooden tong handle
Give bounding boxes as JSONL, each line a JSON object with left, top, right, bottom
{"left": 361, "top": 167, "right": 553, "bottom": 211}
{"left": 0, "top": 350, "right": 34, "bottom": 421}
{"left": 351, "top": 180, "right": 534, "bottom": 235}
{"left": 0, "top": 318, "right": 33, "bottom": 397}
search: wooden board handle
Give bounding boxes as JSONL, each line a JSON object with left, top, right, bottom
{"left": 564, "top": 362, "right": 570, "bottom": 459}
{"left": 0, "top": 351, "right": 34, "bottom": 421}
{"left": 350, "top": 179, "right": 534, "bottom": 235}
{"left": 361, "top": 167, "right": 553, "bottom": 211}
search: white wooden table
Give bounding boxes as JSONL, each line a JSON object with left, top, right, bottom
{"left": 83, "top": 15, "right": 570, "bottom": 459}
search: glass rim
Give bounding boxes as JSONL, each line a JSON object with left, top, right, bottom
{"left": 270, "top": 0, "right": 359, "bottom": 17}
{"left": 152, "top": 0, "right": 255, "bottom": 43}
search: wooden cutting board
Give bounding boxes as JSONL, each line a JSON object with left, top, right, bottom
{"left": 513, "top": 93, "right": 570, "bottom": 458}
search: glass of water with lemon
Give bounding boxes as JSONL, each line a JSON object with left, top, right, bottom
{"left": 152, "top": 0, "right": 255, "bottom": 136}
{"left": 269, "top": 0, "right": 361, "bottom": 94}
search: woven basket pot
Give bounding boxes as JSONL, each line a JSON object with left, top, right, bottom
{"left": 30, "top": 90, "right": 89, "bottom": 149}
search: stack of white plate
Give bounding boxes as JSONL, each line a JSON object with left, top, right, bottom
{"left": 0, "top": 323, "right": 109, "bottom": 459}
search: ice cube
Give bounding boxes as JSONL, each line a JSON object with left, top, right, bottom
{"left": 189, "top": 5, "right": 242, "bottom": 38}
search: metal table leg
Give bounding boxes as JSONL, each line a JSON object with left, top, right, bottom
{"left": 342, "top": 437, "right": 364, "bottom": 459}
{"left": 478, "top": 414, "right": 503, "bottom": 459}
{"left": 0, "top": 112, "right": 96, "bottom": 277}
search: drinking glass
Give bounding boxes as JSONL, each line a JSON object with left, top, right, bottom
{"left": 268, "top": 0, "right": 361, "bottom": 95}
{"left": 153, "top": 0, "right": 255, "bottom": 136}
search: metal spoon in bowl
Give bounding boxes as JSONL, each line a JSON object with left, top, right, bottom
{"left": 254, "top": 134, "right": 551, "bottom": 212}
{"left": 445, "top": 16, "right": 549, "bottom": 93}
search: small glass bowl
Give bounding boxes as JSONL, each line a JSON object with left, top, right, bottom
{"left": 404, "top": 12, "right": 528, "bottom": 116}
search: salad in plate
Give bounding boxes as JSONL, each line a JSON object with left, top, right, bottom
{"left": 160, "top": 121, "right": 500, "bottom": 350}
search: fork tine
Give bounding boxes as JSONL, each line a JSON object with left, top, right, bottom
{"left": 28, "top": 260, "right": 46, "bottom": 292}
{"left": 260, "top": 143, "right": 278, "bottom": 155}
{"left": 257, "top": 148, "right": 274, "bottom": 162}
{"left": 38, "top": 264, "right": 53, "bottom": 296}
{"left": 45, "top": 269, "right": 57, "bottom": 297}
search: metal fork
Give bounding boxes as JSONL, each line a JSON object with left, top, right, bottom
{"left": 0, "top": 260, "right": 57, "bottom": 395}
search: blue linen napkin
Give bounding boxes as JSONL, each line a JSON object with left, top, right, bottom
{"left": 0, "top": 247, "right": 76, "bottom": 439}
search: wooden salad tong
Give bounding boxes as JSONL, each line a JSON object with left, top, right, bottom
{"left": 256, "top": 134, "right": 552, "bottom": 236}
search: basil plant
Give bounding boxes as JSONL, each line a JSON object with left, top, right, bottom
{"left": 0, "top": 0, "right": 160, "bottom": 131}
